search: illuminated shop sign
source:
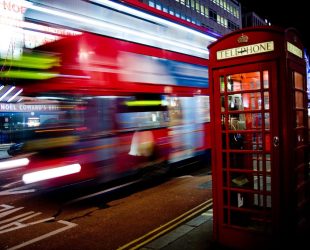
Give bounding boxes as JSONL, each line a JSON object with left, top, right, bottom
{"left": 287, "top": 42, "right": 303, "bottom": 58}
{"left": 0, "top": 0, "right": 80, "bottom": 59}
{"left": 216, "top": 41, "right": 274, "bottom": 60}
{"left": 0, "top": 103, "right": 59, "bottom": 112}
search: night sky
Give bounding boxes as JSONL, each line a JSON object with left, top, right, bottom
{"left": 238, "top": 1, "right": 310, "bottom": 55}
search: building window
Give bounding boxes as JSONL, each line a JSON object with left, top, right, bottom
{"left": 195, "top": 2, "right": 200, "bottom": 12}
{"left": 204, "top": 7, "right": 209, "bottom": 17}
{"left": 209, "top": 8, "right": 217, "bottom": 21}
{"left": 200, "top": 5, "right": 205, "bottom": 15}
{"left": 149, "top": 0, "right": 155, "bottom": 8}
{"left": 191, "top": 0, "right": 195, "bottom": 9}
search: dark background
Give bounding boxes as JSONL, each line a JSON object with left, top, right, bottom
{"left": 238, "top": 1, "right": 310, "bottom": 55}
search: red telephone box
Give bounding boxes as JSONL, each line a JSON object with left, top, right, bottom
{"left": 208, "top": 26, "right": 309, "bottom": 249}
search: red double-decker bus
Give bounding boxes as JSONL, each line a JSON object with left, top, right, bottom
{"left": 0, "top": 0, "right": 216, "bottom": 189}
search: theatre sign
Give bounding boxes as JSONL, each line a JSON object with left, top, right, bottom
{"left": 0, "top": 103, "right": 59, "bottom": 112}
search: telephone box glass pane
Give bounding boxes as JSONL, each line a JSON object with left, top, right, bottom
{"left": 227, "top": 72, "right": 260, "bottom": 92}
{"left": 228, "top": 93, "right": 262, "bottom": 111}
{"left": 295, "top": 91, "right": 304, "bottom": 108}
{"left": 220, "top": 76, "right": 225, "bottom": 93}
{"left": 296, "top": 111, "right": 304, "bottom": 127}
{"left": 294, "top": 71, "right": 303, "bottom": 89}
{"left": 263, "top": 70, "right": 269, "bottom": 89}
{"left": 264, "top": 92, "right": 270, "bottom": 110}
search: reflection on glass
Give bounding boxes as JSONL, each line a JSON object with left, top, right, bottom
{"left": 265, "top": 134, "right": 271, "bottom": 152}
{"left": 227, "top": 113, "right": 265, "bottom": 130}
{"left": 264, "top": 92, "right": 269, "bottom": 110}
{"left": 228, "top": 71, "right": 260, "bottom": 92}
{"left": 294, "top": 71, "right": 303, "bottom": 89}
{"left": 221, "top": 96, "right": 225, "bottom": 112}
{"left": 265, "top": 113, "right": 270, "bottom": 129}
{"left": 220, "top": 76, "right": 225, "bottom": 93}
{"left": 263, "top": 70, "right": 269, "bottom": 88}
{"left": 296, "top": 111, "right": 304, "bottom": 127}
{"left": 295, "top": 91, "right": 304, "bottom": 109}
{"left": 252, "top": 154, "right": 264, "bottom": 171}
{"left": 225, "top": 132, "right": 263, "bottom": 151}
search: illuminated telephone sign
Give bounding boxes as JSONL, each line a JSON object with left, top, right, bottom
{"left": 216, "top": 41, "right": 274, "bottom": 60}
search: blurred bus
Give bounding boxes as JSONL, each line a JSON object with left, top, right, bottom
{"left": 0, "top": 0, "right": 215, "bottom": 189}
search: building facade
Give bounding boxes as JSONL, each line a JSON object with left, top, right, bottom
{"left": 242, "top": 12, "right": 269, "bottom": 28}
{"left": 138, "top": 0, "right": 242, "bottom": 35}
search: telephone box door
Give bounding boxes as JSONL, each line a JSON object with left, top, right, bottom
{"left": 213, "top": 61, "right": 279, "bottom": 246}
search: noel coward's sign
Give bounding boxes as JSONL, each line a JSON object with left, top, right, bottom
{"left": 216, "top": 41, "right": 274, "bottom": 60}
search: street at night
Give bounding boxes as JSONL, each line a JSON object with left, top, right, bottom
{"left": 0, "top": 0, "right": 309, "bottom": 249}
{"left": 0, "top": 165, "right": 212, "bottom": 250}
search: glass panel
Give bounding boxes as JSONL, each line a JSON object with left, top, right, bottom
{"left": 263, "top": 70, "right": 269, "bottom": 88}
{"left": 227, "top": 71, "right": 260, "bottom": 92}
{"left": 229, "top": 190, "right": 271, "bottom": 210}
{"left": 253, "top": 153, "right": 264, "bottom": 171}
{"left": 221, "top": 114, "right": 226, "bottom": 129}
{"left": 295, "top": 91, "right": 304, "bottom": 108}
{"left": 296, "top": 165, "right": 306, "bottom": 184}
{"left": 296, "top": 111, "right": 304, "bottom": 127}
{"left": 295, "top": 147, "right": 305, "bottom": 165}
{"left": 294, "top": 71, "right": 303, "bottom": 89}
{"left": 295, "top": 129, "right": 306, "bottom": 145}
{"left": 228, "top": 93, "right": 262, "bottom": 111}
{"left": 265, "top": 134, "right": 271, "bottom": 152}
{"left": 228, "top": 113, "right": 263, "bottom": 130}
{"left": 223, "top": 133, "right": 263, "bottom": 150}
{"left": 266, "top": 154, "right": 271, "bottom": 172}
{"left": 264, "top": 92, "right": 270, "bottom": 110}
{"left": 230, "top": 209, "right": 272, "bottom": 232}
{"left": 223, "top": 207, "right": 229, "bottom": 224}
{"left": 221, "top": 96, "right": 225, "bottom": 112}
{"left": 229, "top": 153, "right": 264, "bottom": 169}
{"left": 223, "top": 170, "right": 228, "bottom": 186}
{"left": 220, "top": 76, "right": 225, "bottom": 93}
{"left": 230, "top": 172, "right": 258, "bottom": 190}
{"left": 265, "top": 113, "right": 270, "bottom": 129}
{"left": 231, "top": 152, "right": 268, "bottom": 172}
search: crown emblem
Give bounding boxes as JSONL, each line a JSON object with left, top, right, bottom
{"left": 237, "top": 34, "right": 249, "bottom": 43}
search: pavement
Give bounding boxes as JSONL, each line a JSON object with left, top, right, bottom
{"left": 139, "top": 207, "right": 309, "bottom": 250}
{"left": 140, "top": 208, "right": 215, "bottom": 250}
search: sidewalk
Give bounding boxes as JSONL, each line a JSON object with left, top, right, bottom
{"left": 140, "top": 208, "right": 309, "bottom": 250}
{"left": 140, "top": 209, "right": 215, "bottom": 250}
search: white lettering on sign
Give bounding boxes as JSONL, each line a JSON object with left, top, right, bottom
{"left": 0, "top": 103, "right": 59, "bottom": 112}
{"left": 287, "top": 42, "right": 303, "bottom": 58}
{"left": 216, "top": 41, "right": 274, "bottom": 60}
{"left": 0, "top": 204, "right": 77, "bottom": 250}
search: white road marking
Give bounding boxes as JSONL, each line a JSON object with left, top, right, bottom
{"left": 0, "top": 211, "right": 36, "bottom": 225}
{"left": 7, "top": 220, "right": 77, "bottom": 250}
{"left": 0, "top": 204, "right": 15, "bottom": 212}
{"left": 1, "top": 180, "right": 23, "bottom": 189}
{"left": 176, "top": 175, "right": 193, "bottom": 178}
{"left": 0, "top": 207, "right": 24, "bottom": 219}
{"left": 65, "top": 179, "right": 141, "bottom": 205}
{"left": 0, "top": 204, "right": 77, "bottom": 249}
{"left": 0, "top": 187, "right": 36, "bottom": 195}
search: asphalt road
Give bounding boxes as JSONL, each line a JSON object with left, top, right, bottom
{"left": 0, "top": 165, "right": 212, "bottom": 250}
